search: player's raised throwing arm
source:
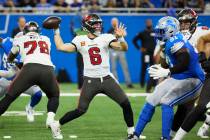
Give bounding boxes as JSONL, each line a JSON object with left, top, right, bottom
{"left": 110, "top": 23, "right": 128, "bottom": 51}
{"left": 54, "top": 28, "right": 76, "bottom": 52}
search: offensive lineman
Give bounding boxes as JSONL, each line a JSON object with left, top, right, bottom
{"left": 0, "top": 37, "right": 42, "bottom": 122}
{"left": 131, "top": 16, "right": 204, "bottom": 140}
{"left": 0, "top": 21, "right": 61, "bottom": 139}
{"left": 50, "top": 14, "right": 135, "bottom": 140}
{"left": 170, "top": 9, "right": 210, "bottom": 139}
{"left": 173, "top": 12, "right": 210, "bottom": 140}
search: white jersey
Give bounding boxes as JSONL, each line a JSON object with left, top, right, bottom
{"left": 188, "top": 26, "right": 210, "bottom": 48}
{"left": 11, "top": 32, "right": 54, "bottom": 67}
{"left": 72, "top": 33, "right": 116, "bottom": 78}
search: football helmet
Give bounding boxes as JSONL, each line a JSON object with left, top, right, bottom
{"left": 154, "top": 16, "right": 180, "bottom": 42}
{"left": 178, "top": 9, "right": 198, "bottom": 33}
{"left": 82, "top": 14, "right": 102, "bottom": 36}
{"left": 23, "top": 21, "right": 40, "bottom": 35}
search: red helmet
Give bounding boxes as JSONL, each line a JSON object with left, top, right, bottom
{"left": 23, "top": 21, "right": 40, "bottom": 35}
{"left": 177, "top": 9, "right": 198, "bottom": 33}
{"left": 82, "top": 14, "right": 102, "bottom": 36}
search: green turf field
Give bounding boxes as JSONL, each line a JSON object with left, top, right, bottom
{"left": 0, "top": 84, "right": 205, "bottom": 140}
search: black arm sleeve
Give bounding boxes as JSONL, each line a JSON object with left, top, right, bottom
{"left": 169, "top": 48, "right": 190, "bottom": 74}
{"left": 7, "top": 52, "right": 18, "bottom": 63}
{"left": 132, "top": 33, "right": 142, "bottom": 50}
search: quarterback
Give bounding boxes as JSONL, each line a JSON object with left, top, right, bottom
{"left": 50, "top": 14, "right": 136, "bottom": 140}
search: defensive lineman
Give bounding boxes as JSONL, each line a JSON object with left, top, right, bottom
{"left": 131, "top": 16, "right": 204, "bottom": 140}
{"left": 50, "top": 13, "right": 136, "bottom": 140}
{"left": 0, "top": 21, "right": 61, "bottom": 139}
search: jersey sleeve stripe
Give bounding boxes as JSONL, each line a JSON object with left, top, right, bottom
{"left": 108, "top": 39, "right": 118, "bottom": 48}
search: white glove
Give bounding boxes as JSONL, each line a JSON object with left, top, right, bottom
{"left": 148, "top": 64, "right": 170, "bottom": 79}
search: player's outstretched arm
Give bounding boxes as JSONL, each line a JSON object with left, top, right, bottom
{"left": 197, "top": 33, "right": 210, "bottom": 53}
{"left": 0, "top": 69, "right": 16, "bottom": 78}
{"left": 110, "top": 23, "right": 128, "bottom": 51}
{"left": 54, "top": 28, "right": 76, "bottom": 52}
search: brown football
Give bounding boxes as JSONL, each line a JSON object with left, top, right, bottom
{"left": 43, "top": 16, "right": 61, "bottom": 29}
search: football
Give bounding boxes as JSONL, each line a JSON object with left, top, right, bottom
{"left": 42, "top": 16, "right": 61, "bottom": 29}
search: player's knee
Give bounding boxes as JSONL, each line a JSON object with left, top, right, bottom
{"left": 120, "top": 99, "right": 131, "bottom": 109}
{"left": 195, "top": 104, "right": 206, "bottom": 115}
{"left": 146, "top": 94, "right": 159, "bottom": 106}
{"left": 76, "top": 108, "right": 86, "bottom": 115}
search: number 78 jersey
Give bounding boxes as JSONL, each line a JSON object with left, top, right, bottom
{"left": 72, "top": 34, "right": 116, "bottom": 78}
{"left": 12, "top": 32, "right": 54, "bottom": 67}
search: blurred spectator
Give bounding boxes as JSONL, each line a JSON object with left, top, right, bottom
{"left": 88, "top": 0, "right": 101, "bottom": 12}
{"left": 109, "top": 17, "right": 133, "bottom": 88}
{"left": 162, "top": 0, "right": 185, "bottom": 8}
{"left": 186, "top": 0, "right": 204, "bottom": 10}
{"left": 36, "top": 0, "right": 52, "bottom": 13}
{"left": 132, "top": 19, "right": 156, "bottom": 92}
{"left": 53, "top": 0, "right": 69, "bottom": 13}
{"left": 3, "top": 0, "right": 15, "bottom": 7}
{"left": 37, "top": 0, "right": 52, "bottom": 7}
{"left": 65, "top": 0, "right": 82, "bottom": 5}
{"left": 133, "top": 0, "right": 141, "bottom": 7}
{"left": 11, "top": 16, "right": 26, "bottom": 38}
{"left": 117, "top": 0, "right": 134, "bottom": 7}
{"left": 105, "top": 0, "right": 116, "bottom": 7}
{"left": 70, "top": 0, "right": 83, "bottom": 8}
{"left": 204, "top": 2, "right": 210, "bottom": 13}
{"left": 17, "top": 0, "right": 37, "bottom": 7}
{"left": 140, "top": 0, "right": 154, "bottom": 8}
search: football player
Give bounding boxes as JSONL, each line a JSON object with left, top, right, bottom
{"left": 50, "top": 13, "right": 135, "bottom": 140}
{"left": 173, "top": 11, "right": 210, "bottom": 140}
{"left": 0, "top": 37, "right": 42, "bottom": 122}
{"left": 169, "top": 9, "right": 210, "bottom": 139}
{"left": 0, "top": 21, "right": 61, "bottom": 139}
{"left": 131, "top": 16, "right": 204, "bottom": 140}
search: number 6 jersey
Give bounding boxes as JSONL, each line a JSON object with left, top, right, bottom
{"left": 72, "top": 34, "right": 116, "bottom": 78}
{"left": 11, "top": 32, "right": 54, "bottom": 67}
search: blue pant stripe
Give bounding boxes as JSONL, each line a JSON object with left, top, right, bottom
{"left": 169, "top": 81, "right": 202, "bottom": 106}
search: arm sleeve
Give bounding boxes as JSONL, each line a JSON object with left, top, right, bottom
{"left": 169, "top": 48, "right": 190, "bottom": 74}
{"left": 11, "top": 38, "right": 19, "bottom": 55}
{"left": 106, "top": 34, "right": 117, "bottom": 46}
{"left": 71, "top": 36, "right": 79, "bottom": 51}
{"left": 0, "top": 68, "right": 16, "bottom": 78}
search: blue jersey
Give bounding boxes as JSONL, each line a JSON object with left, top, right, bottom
{"left": 0, "top": 37, "right": 20, "bottom": 80}
{"left": 164, "top": 32, "right": 205, "bottom": 82}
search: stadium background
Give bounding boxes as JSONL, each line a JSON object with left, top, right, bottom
{"left": 1, "top": 13, "right": 210, "bottom": 83}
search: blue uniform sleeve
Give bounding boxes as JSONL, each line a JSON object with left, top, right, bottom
{"left": 1, "top": 37, "right": 13, "bottom": 55}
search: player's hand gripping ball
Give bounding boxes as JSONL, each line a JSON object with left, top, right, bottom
{"left": 43, "top": 16, "right": 61, "bottom": 29}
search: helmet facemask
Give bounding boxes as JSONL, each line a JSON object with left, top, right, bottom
{"left": 23, "top": 21, "right": 40, "bottom": 35}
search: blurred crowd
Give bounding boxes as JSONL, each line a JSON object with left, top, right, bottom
{"left": 0, "top": 0, "right": 209, "bottom": 13}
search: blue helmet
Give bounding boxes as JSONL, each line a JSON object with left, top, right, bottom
{"left": 154, "top": 16, "right": 180, "bottom": 42}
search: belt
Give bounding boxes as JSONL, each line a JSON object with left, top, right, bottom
{"left": 84, "top": 75, "right": 111, "bottom": 82}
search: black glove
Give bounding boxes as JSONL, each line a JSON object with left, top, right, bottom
{"left": 201, "top": 60, "right": 210, "bottom": 73}
{"left": 198, "top": 52, "right": 207, "bottom": 63}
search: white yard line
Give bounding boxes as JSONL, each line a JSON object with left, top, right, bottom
{"left": 20, "top": 93, "right": 149, "bottom": 97}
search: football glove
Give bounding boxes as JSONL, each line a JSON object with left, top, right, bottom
{"left": 201, "top": 60, "right": 210, "bottom": 73}
{"left": 198, "top": 52, "right": 207, "bottom": 63}
{"left": 148, "top": 64, "right": 170, "bottom": 79}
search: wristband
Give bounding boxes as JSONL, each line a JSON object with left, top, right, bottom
{"left": 118, "top": 37, "right": 125, "bottom": 42}
{"left": 54, "top": 28, "right": 60, "bottom": 35}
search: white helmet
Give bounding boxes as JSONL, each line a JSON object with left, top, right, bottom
{"left": 154, "top": 16, "right": 180, "bottom": 42}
